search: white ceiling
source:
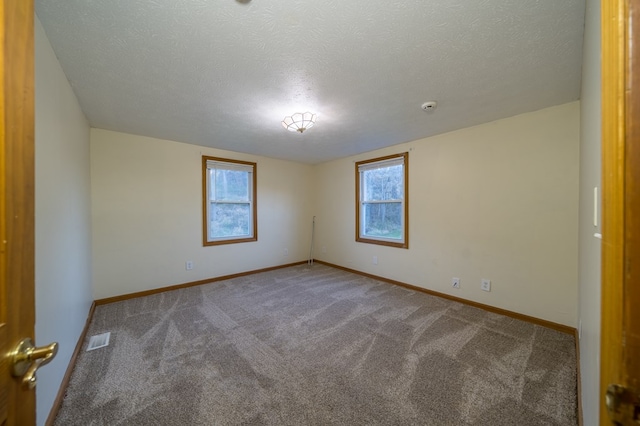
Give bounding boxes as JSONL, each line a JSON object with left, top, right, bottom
{"left": 35, "top": 0, "right": 585, "bottom": 164}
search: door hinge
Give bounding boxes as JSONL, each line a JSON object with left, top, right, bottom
{"left": 606, "top": 383, "right": 640, "bottom": 424}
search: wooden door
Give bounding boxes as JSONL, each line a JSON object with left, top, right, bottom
{"left": 601, "top": 0, "right": 640, "bottom": 423}
{"left": 0, "top": 0, "right": 36, "bottom": 424}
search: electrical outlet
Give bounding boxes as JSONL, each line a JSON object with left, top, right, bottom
{"left": 481, "top": 279, "right": 491, "bottom": 292}
{"left": 452, "top": 277, "right": 460, "bottom": 289}
{"left": 372, "top": 256, "right": 378, "bottom": 265}
{"left": 284, "top": 248, "right": 289, "bottom": 257}
{"left": 185, "top": 261, "right": 194, "bottom": 271}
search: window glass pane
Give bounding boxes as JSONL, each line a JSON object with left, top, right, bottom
{"left": 362, "top": 202, "right": 402, "bottom": 239}
{"left": 214, "top": 170, "right": 249, "bottom": 201}
{"left": 363, "top": 165, "right": 403, "bottom": 201}
{"left": 210, "top": 203, "right": 250, "bottom": 238}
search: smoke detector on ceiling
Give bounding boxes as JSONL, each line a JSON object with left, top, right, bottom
{"left": 421, "top": 101, "right": 437, "bottom": 111}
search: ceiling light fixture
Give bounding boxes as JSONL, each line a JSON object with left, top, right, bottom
{"left": 282, "top": 112, "right": 317, "bottom": 133}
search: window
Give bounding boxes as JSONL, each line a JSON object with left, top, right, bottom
{"left": 356, "top": 152, "right": 408, "bottom": 248}
{"left": 202, "top": 156, "right": 257, "bottom": 246}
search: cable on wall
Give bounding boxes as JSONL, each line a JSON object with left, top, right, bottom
{"left": 308, "top": 216, "right": 316, "bottom": 265}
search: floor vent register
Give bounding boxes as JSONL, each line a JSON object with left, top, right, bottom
{"left": 86, "top": 332, "right": 111, "bottom": 351}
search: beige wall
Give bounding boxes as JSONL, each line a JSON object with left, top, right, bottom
{"left": 313, "top": 102, "right": 580, "bottom": 326}
{"left": 92, "top": 103, "right": 580, "bottom": 323}
{"left": 578, "top": 0, "right": 602, "bottom": 422}
{"left": 34, "top": 18, "right": 93, "bottom": 426}
{"left": 91, "top": 129, "right": 315, "bottom": 299}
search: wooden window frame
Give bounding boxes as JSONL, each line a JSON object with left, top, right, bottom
{"left": 355, "top": 152, "right": 409, "bottom": 249}
{"left": 202, "top": 156, "right": 257, "bottom": 246}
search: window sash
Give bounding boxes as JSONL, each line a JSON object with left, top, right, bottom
{"left": 207, "top": 168, "right": 251, "bottom": 203}
{"left": 208, "top": 201, "right": 252, "bottom": 241}
{"left": 360, "top": 199, "right": 403, "bottom": 204}
{"left": 359, "top": 201, "right": 405, "bottom": 242}
{"left": 359, "top": 163, "right": 404, "bottom": 204}
{"left": 358, "top": 166, "right": 404, "bottom": 203}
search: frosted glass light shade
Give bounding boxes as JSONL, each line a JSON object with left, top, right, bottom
{"left": 282, "top": 112, "right": 317, "bottom": 133}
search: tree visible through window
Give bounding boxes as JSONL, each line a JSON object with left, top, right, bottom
{"left": 356, "top": 153, "right": 408, "bottom": 248}
{"left": 202, "top": 156, "right": 257, "bottom": 245}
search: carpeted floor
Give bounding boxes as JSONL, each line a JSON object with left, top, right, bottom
{"left": 55, "top": 264, "right": 577, "bottom": 425}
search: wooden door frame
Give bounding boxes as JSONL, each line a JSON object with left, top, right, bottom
{"left": 0, "top": 0, "right": 36, "bottom": 424}
{"left": 600, "top": 0, "right": 637, "bottom": 423}
{"left": 625, "top": 0, "right": 640, "bottom": 391}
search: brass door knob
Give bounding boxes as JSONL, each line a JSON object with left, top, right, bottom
{"left": 10, "top": 338, "right": 58, "bottom": 389}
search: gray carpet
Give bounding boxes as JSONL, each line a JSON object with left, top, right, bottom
{"left": 55, "top": 264, "right": 577, "bottom": 425}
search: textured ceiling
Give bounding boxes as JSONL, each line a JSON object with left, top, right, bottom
{"left": 35, "top": 0, "right": 585, "bottom": 164}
